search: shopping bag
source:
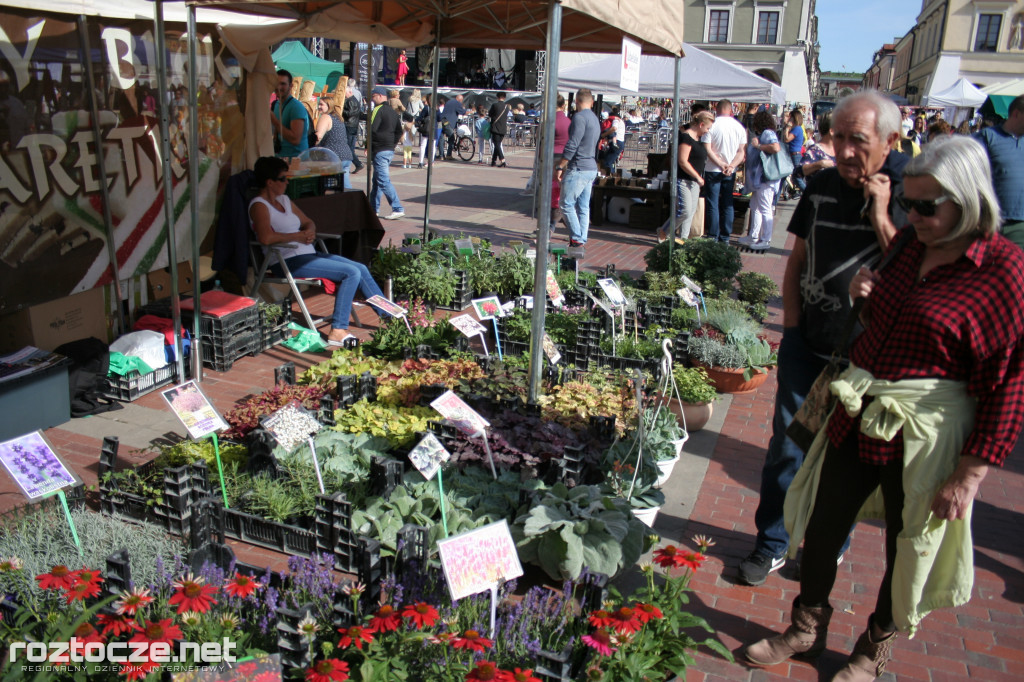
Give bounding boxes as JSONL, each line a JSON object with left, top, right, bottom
{"left": 761, "top": 149, "right": 794, "bottom": 182}
{"left": 281, "top": 322, "right": 329, "bottom": 353}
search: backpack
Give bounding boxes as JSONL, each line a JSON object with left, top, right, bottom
{"left": 54, "top": 337, "right": 122, "bottom": 417}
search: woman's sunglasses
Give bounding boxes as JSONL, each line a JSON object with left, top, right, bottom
{"left": 895, "top": 194, "right": 952, "bottom": 217}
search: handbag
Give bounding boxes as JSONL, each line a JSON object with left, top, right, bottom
{"left": 786, "top": 230, "right": 914, "bottom": 453}
{"left": 761, "top": 148, "right": 794, "bottom": 182}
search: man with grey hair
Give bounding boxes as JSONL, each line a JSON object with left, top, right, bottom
{"left": 738, "top": 90, "right": 910, "bottom": 588}
{"left": 342, "top": 84, "right": 364, "bottom": 173}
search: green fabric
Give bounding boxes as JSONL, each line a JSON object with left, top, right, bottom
{"left": 784, "top": 365, "right": 977, "bottom": 636}
{"left": 271, "top": 41, "right": 345, "bottom": 91}
{"left": 107, "top": 352, "right": 154, "bottom": 377}
{"left": 280, "top": 322, "right": 329, "bottom": 353}
{"left": 1000, "top": 220, "right": 1024, "bottom": 251}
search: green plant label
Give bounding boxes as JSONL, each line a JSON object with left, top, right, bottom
{"left": 454, "top": 238, "right": 474, "bottom": 255}
{"left": 162, "top": 380, "right": 227, "bottom": 440}
{"left": 437, "top": 520, "right": 523, "bottom": 601}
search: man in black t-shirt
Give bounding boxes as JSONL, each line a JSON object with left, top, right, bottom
{"left": 738, "top": 91, "right": 909, "bottom": 589}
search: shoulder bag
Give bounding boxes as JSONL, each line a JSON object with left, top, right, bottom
{"left": 761, "top": 148, "right": 794, "bottom": 182}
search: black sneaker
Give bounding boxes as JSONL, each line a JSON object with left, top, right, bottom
{"left": 738, "top": 551, "right": 785, "bottom": 586}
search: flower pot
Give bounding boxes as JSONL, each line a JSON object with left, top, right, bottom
{"left": 632, "top": 505, "right": 661, "bottom": 527}
{"left": 691, "top": 361, "right": 770, "bottom": 395}
{"left": 655, "top": 454, "right": 680, "bottom": 487}
{"left": 663, "top": 396, "right": 714, "bottom": 431}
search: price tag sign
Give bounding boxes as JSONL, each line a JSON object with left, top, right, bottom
{"left": 597, "top": 278, "right": 627, "bottom": 307}
{"left": 450, "top": 314, "right": 487, "bottom": 338}
{"left": 437, "top": 520, "right": 524, "bottom": 601}
{"left": 430, "top": 390, "right": 490, "bottom": 437}
{"left": 680, "top": 276, "right": 702, "bottom": 294}
{"left": 677, "top": 288, "right": 698, "bottom": 307}
{"left": 162, "top": 380, "right": 227, "bottom": 440}
{"left": 471, "top": 296, "right": 504, "bottom": 321}
{"left": 545, "top": 270, "right": 564, "bottom": 307}
{"left": 407, "top": 432, "right": 451, "bottom": 481}
{"left": 0, "top": 431, "right": 79, "bottom": 500}
{"left": 542, "top": 333, "right": 561, "bottom": 365}
{"left": 261, "top": 401, "right": 322, "bottom": 453}
{"left": 366, "top": 295, "right": 408, "bottom": 318}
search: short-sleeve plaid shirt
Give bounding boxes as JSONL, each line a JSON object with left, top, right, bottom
{"left": 827, "top": 227, "right": 1024, "bottom": 467}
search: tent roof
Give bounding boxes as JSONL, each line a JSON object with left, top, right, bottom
{"left": 981, "top": 79, "right": 1024, "bottom": 97}
{"left": 921, "top": 77, "right": 986, "bottom": 108}
{"left": 272, "top": 40, "right": 345, "bottom": 88}
{"left": 557, "top": 47, "right": 785, "bottom": 104}
{"left": 191, "top": 0, "right": 686, "bottom": 56}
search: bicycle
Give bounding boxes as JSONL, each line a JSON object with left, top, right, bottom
{"left": 453, "top": 122, "right": 475, "bottom": 161}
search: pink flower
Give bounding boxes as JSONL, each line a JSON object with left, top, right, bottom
{"left": 582, "top": 629, "right": 616, "bottom": 657}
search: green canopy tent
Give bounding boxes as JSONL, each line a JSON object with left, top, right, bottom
{"left": 271, "top": 40, "right": 345, "bottom": 92}
{"left": 980, "top": 80, "right": 1024, "bottom": 119}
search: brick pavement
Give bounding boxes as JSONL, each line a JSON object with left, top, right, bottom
{"left": 11, "top": 154, "right": 1024, "bottom": 680}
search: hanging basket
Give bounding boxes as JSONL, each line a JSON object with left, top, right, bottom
{"left": 691, "top": 361, "right": 770, "bottom": 395}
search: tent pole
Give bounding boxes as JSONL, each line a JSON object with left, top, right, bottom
{"left": 422, "top": 23, "right": 442, "bottom": 241}
{"left": 154, "top": 0, "right": 185, "bottom": 382}
{"left": 77, "top": 15, "right": 125, "bottom": 338}
{"left": 365, "top": 44, "right": 375, "bottom": 198}
{"left": 187, "top": 5, "right": 203, "bottom": 382}
{"left": 527, "top": 0, "right": 562, "bottom": 404}
{"left": 668, "top": 54, "right": 680, "bottom": 259}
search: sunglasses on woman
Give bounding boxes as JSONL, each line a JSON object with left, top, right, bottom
{"left": 895, "top": 194, "right": 952, "bottom": 217}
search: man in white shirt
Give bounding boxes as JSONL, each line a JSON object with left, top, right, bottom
{"left": 627, "top": 108, "right": 645, "bottom": 124}
{"left": 900, "top": 107, "right": 914, "bottom": 137}
{"left": 703, "top": 99, "right": 747, "bottom": 242}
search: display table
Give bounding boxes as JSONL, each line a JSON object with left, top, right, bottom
{"left": 590, "top": 183, "right": 670, "bottom": 227}
{"left": 294, "top": 191, "right": 385, "bottom": 265}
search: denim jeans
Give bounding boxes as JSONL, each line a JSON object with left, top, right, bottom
{"left": 602, "top": 143, "right": 622, "bottom": 174}
{"left": 345, "top": 127, "right": 363, "bottom": 170}
{"left": 791, "top": 153, "right": 806, "bottom": 192}
{"left": 279, "top": 254, "right": 385, "bottom": 329}
{"left": 704, "top": 171, "right": 735, "bottom": 241}
{"left": 340, "top": 160, "right": 352, "bottom": 190}
{"left": 559, "top": 169, "right": 598, "bottom": 244}
{"left": 370, "top": 151, "right": 402, "bottom": 213}
{"left": 753, "top": 327, "right": 851, "bottom": 559}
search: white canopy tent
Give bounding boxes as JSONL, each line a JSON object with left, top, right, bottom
{"left": 921, "top": 78, "right": 987, "bottom": 108}
{"left": 780, "top": 48, "right": 811, "bottom": 107}
{"left": 558, "top": 46, "right": 786, "bottom": 104}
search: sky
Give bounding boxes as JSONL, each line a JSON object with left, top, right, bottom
{"left": 815, "top": 1, "right": 922, "bottom": 73}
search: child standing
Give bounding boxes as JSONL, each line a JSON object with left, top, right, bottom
{"left": 402, "top": 120, "right": 415, "bottom": 168}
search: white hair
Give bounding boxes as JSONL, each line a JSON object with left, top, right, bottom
{"left": 903, "top": 135, "right": 1002, "bottom": 240}
{"left": 833, "top": 90, "right": 902, "bottom": 140}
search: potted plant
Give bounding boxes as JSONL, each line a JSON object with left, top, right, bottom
{"left": 599, "top": 430, "right": 667, "bottom": 526}
{"left": 667, "top": 366, "right": 717, "bottom": 431}
{"left": 639, "top": 406, "right": 688, "bottom": 486}
{"left": 687, "top": 334, "right": 777, "bottom": 394}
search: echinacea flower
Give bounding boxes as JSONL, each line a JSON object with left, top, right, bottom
{"left": 692, "top": 534, "right": 716, "bottom": 552}
{"left": 305, "top": 658, "right": 350, "bottom": 682}
{"left": 120, "top": 659, "right": 160, "bottom": 681}
{"left": 72, "top": 622, "right": 105, "bottom": 646}
{"left": 219, "top": 614, "right": 240, "bottom": 630}
{"left": 337, "top": 624, "right": 374, "bottom": 650}
{"left": 341, "top": 581, "right": 366, "bottom": 598}
{"left": 581, "top": 629, "right": 617, "bottom": 657}
{"left": 676, "top": 550, "right": 706, "bottom": 572}
{"left": 65, "top": 579, "right": 103, "bottom": 603}
{"left": 36, "top": 565, "right": 75, "bottom": 591}
{"left": 368, "top": 605, "right": 401, "bottom": 633}
{"left": 72, "top": 568, "right": 104, "bottom": 591}
{"left": 508, "top": 668, "right": 542, "bottom": 682}
{"left": 607, "top": 606, "right": 642, "bottom": 634}
{"left": 168, "top": 573, "right": 218, "bottom": 614}
{"left": 452, "top": 629, "right": 493, "bottom": 652}
{"left": 224, "top": 572, "right": 261, "bottom": 599}
{"left": 298, "top": 613, "right": 319, "bottom": 639}
{"left": 465, "top": 661, "right": 511, "bottom": 681}
{"left": 588, "top": 609, "right": 614, "bottom": 629}
{"left": 179, "top": 611, "right": 203, "bottom": 628}
{"left": 237, "top": 662, "right": 259, "bottom": 676}
{"left": 634, "top": 602, "right": 664, "bottom": 623}
{"left": 0, "top": 557, "right": 23, "bottom": 572}
{"left": 131, "top": 618, "right": 183, "bottom": 645}
{"left": 652, "top": 545, "right": 706, "bottom": 571}
{"left": 402, "top": 602, "right": 439, "bottom": 629}
{"left": 97, "top": 613, "right": 140, "bottom": 637}
{"left": 114, "top": 587, "right": 153, "bottom": 616}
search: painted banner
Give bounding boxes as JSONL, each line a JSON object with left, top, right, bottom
{"left": 437, "top": 520, "right": 523, "bottom": 601}
{"left": 0, "top": 10, "right": 245, "bottom": 312}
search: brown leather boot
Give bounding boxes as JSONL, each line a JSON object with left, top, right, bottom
{"left": 744, "top": 597, "right": 833, "bottom": 667}
{"left": 831, "top": 617, "right": 897, "bottom": 681}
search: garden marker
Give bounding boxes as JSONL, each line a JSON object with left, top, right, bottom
{"left": 307, "top": 436, "right": 326, "bottom": 494}
{"left": 436, "top": 467, "right": 449, "bottom": 537}
{"left": 209, "top": 432, "right": 230, "bottom": 508}
{"left": 491, "top": 318, "right": 502, "bottom": 360}
{"left": 54, "top": 490, "right": 83, "bottom": 558}
{"left": 478, "top": 430, "right": 497, "bottom": 480}
{"left": 489, "top": 583, "right": 499, "bottom": 638}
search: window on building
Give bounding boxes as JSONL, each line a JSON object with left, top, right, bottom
{"left": 757, "top": 11, "right": 780, "bottom": 44}
{"left": 708, "top": 10, "right": 730, "bottom": 42}
{"left": 975, "top": 14, "right": 1002, "bottom": 52}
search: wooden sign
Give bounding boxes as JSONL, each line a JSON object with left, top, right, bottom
{"left": 437, "top": 520, "right": 523, "bottom": 601}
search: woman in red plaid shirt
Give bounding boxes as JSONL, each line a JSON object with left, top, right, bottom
{"left": 744, "top": 135, "right": 1024, "bottom": 681}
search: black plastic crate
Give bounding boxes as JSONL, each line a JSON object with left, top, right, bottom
{"left": 201, "top": 329, "right": 261, "bottom": 372}
{"left": 258, "top": 299, "right": 292, "bottom": 352}
{"left": 184, "top": 303, "right": 260, "bottom": 341}
{"left": 102, "top": 363, "right": 177, "bottom": 402}
{"left": 436, "top": 270, "right": 473, "bottom": 312}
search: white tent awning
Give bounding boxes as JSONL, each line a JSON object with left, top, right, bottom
{"left": 921, "top": 77, "right": 987, "bottom": 108}
{"left": 780, "top": 49, "right": 810, "bottom": 107}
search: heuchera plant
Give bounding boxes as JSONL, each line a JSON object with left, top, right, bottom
{"left": 223, "top": 383, "right": 326, "bottom": 440}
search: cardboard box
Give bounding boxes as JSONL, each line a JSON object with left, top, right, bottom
{"left": 0, "top": 287, "right": 108, "bottom": 353}
{"left": 148, "top": 261, "right": 194, "bottom": 300}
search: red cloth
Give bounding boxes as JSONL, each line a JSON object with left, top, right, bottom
{"left": 180, "top": 291, "right": 255, "bottom": 317}
{"left": 133, "top": 315, "right": 176, "bottom": 345}
{"left": 827, "top": 228, "right": 1024, "bottom": 467}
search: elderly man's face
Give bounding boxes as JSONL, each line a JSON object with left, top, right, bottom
{"left": 832, "top": 103, "right": 895, "bottom": 186}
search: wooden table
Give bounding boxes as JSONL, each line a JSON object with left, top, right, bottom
{"left": 294, "top": 191, "right": 385, "bottom": 265}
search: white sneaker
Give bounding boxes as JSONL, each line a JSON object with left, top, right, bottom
{"left": 384, "top": 211, "right": 406, "bottom": 220}
{"left": 738, "top": 235, "right": 755, "bottom": 245}
{"left": 327, "top": 333, "right": 357, "bottom": 347}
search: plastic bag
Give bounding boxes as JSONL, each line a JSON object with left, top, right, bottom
{"left": 109, "top": 330, "right": 168, "bottom": 370}
{"left": 280, "top": 322, "right": 329, "bottom": 353}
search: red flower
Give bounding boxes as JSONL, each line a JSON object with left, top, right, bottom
{"left": 465, "top": 661, "right": 512, "bottom": 681}
{"left": 305, "top": 658, "right": 350, "bottom": 682}
{"left": 582, "top": 629, "right": 616, "bottom": 657}
{"left": 72, "top": 622, "right": 106, "bottom": 646}
{"left": 368, "top": 605, "right": 401, "bottom": 633}
{"left": 337, "top": 625, "right": 375, "bottom": 650}
{"left": 97, "top": 613, "right": 140, "bottom": 637}
{"left": 65, "top": 579, "right": 103, "bottom": 603}
{"left": 508, "top": 669, "right": 542, "bottom": 682}
{"left": 120, "top": 660, "right": 160, "bottom": 681}
{"left": 237, "top": 662, "right": 259, "bottom": 676}
{"left": 254, "top": 673, "right": 280, "bottom": 682}
{"left": 607, "top": 606, "right": 642, "bottom": 634}
{"left": 72, "top": 568, "right": 104, "bottom": 591}
{"left": 131, "top": 619, "right": 183, "bottom": 645}
{"left": 113, "top": 587, "right": 154, "bottom": 616}
{"left": 452, "top": 629, "right": 493, "bottom": 652}
{"left": 677, "top": 550, "right": 706, "bottom": 572}
{"left": 168, "top": 574, "right": 218, "bottom": 614}
{"left": 633, "top": 602, "right": 663, "bottom": 623}
{"left": 401, "top": 602, "right": 440, "bottom": 629}
{"left": 36, "top": 565, "right": 75, "bottom": 591}
{"left": 588, "top": 609, "right": 614, "bottom": 629}
{"left": 224, "top": 572, "right": 261, "bottom": 599}
{"left": 652, "top": 545, "right": 706, "bottom": 571}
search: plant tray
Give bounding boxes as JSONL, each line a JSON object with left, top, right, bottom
{"left": 184, "top": 303, "right": 260, "bottom": 342}
{"left": 223, "top": 508, "right": 318, "bottom": 556}
{"left": 102, "top": 363, "right": 178, "bottom": 402}
{"left": 435, "top": 271, "right": 473, "bottom": 311}
{"left": 201, "top": 329, "right": 261, "bottom": 372}
{"left": 258, "top": 300, "right": 292, "bottom": 352}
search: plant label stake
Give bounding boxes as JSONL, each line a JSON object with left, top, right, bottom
{"left": 491, "top": 319, "right": 502, "bottom": 360}
{"left": 477, "top": 429, "right": 497, "bottom": 480}
{"left": 162, "top": 380, "right": 228, "bottom": 440}
{"left": 677, "top": 288, "right": 702, "bottom": 325}
{"left": 489, "top": 582, "right": 499, "bottom": 638}
{"left": 366, "top": 295, "right": 413, "bottom": 333}
{"left": 55, "top": 490, "right": 83, "bottom": 557}
{"left": 407, "top": 433, "right": 452, "bottom": 536}
{"left": 262, "top": 402, "right": 324, "bottom": 494}
{"left": 208, "top": 432, "right": 229, "bottom": 508}
{"left": 436, "top": 467, "right": 450, "bottom": 538}
{"left": 306, "top": 436, "right": 326, "bottom": 494}
{"left": 437, "top": 520, "right": 523, "bottom": 605}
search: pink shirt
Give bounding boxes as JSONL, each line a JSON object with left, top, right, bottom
{"left": 553, "top": 111, "right": 571, "bottom": 155}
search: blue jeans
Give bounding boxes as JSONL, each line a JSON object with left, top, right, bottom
{"left": 280, "top": 254, "right": 385, "bottom": 329}
{"left": 602, "top": 143, "right": 622, "bottom": 174}
{"left": 370, "top": 151, "right": 402, "bottom": 213}
{"left": 704, "top": 171, "right": 735, "bottom": 241}
{"left": 559, "top": 169, "right": 598, "bottom": 244}
{"left": 340, "top": 160, "right": 352, "bottom": 190}
{"left": 753, "top": 327, "right": 851, "bottom": 559}
{"left": 345, "top": 128, "right": 363, "bottom": 170}
{"left": 791, "top": 153, "right": 806, "bottom": 192}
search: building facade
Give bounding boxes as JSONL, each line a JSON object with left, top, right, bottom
{"left": 864, "top": 44, "right": 898, "bottom": 92}
{"left": 816, "top": 71, "right": 864, "bottom": 100}
{"left": 682, "top": 0, "right": 820, "bottom": 106}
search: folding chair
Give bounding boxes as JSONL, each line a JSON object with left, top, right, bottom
{"left": 248, "top": 235, "right": 363, "bottom": 332}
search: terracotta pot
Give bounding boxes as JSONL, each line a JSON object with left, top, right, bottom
{"left": 663, "top": 398, "right": 713, "bottom": 431}
{"left": 691, "top": 361, "right": 770, "bottom": 395}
